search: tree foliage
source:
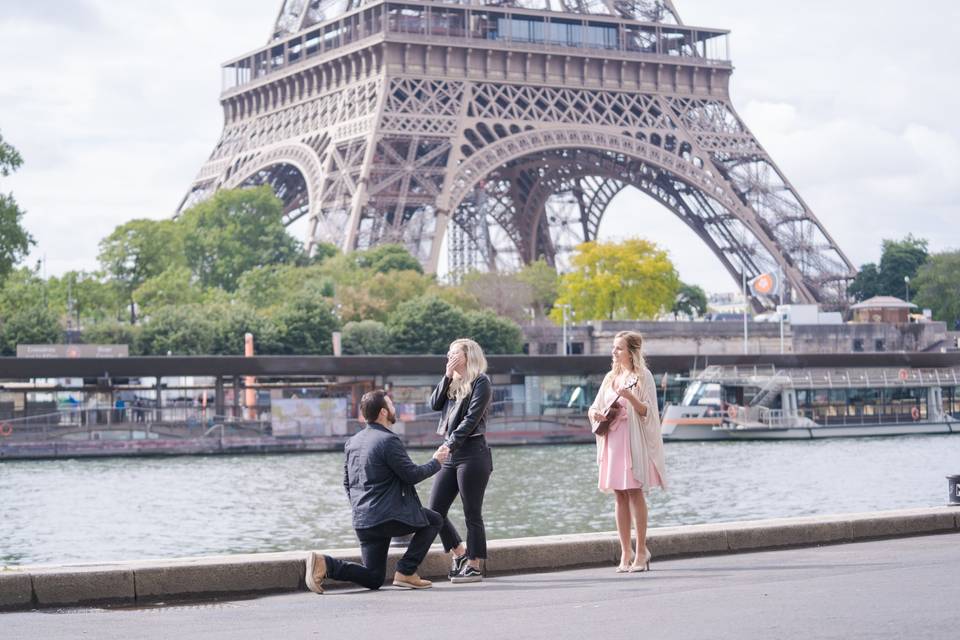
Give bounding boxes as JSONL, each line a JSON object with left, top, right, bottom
{"left": 913, "top": 251, "right": 960, "bottom": 329}
{"left": 672, "top": 282, "right": 708, "bottom": 319}
{"left": 460, "top": 270, "right": 533, "bottom": 323}
{"left": 98, "top": 218, "right": 184, "bottom": 323}
{"left": 550, "top": 239, "right": 680, "bottom": 322}
{"left": 388, "top": 295, "right": 468, "bottom": 354}
{"left": 516, "top": 258, "right": 559, "bottom": 319}
{"left": 341, "top": 319, "right": 390, "bottom": 355}
{"left": 464, "top": 310, "right": 523, "bottom": 354}
{"left": 0, "top": 132, "right": 35, "bottom": 280}
{"left": 135, "top": 305, "right": 216, "bottom": 355}
{"left": 271, "top": 293, "right": 340, "bottom": 355}
{"left": 356, "top": 244, "right": 423, "bottom": 274}
{"left": 0, "top": 304, "right": 61, "bottom": 355}
{"left": 179, "top": 186, "right": 301, "bottom": 292}
{"left": 850, "top": 235, "right": 929, "bottom": 302}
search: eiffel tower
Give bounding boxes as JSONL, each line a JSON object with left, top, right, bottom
{"left": 179, "top": 0, "right": 856, "bottom": 308}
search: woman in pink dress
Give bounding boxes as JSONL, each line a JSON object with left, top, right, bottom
{"left": 589, "top": 331, "right": 667, "bottom": 573}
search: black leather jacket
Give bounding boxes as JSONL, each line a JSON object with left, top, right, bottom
{"left": 342, "top": 423, "right": 441, "bottom": 529}
{"left": 429, "top": 373, "right": 492, "bottom": 453}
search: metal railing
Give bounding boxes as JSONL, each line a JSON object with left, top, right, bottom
{"left": 410, "top": 400, "right": 590, "bottom": 433}
{"left": 700, "top": 365, "right": 960, "bottom": 390}
{"left": 0, "top": 408, "right": 270, "bottom": 442}
{"left": 722, "top": 404, "right": 954, "bottom": 430}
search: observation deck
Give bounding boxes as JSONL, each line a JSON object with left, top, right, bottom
{"left": 221, "top": 0, "right": 730, "bottom": 93}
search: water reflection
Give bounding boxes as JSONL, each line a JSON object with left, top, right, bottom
{"left": 2, "top": 435, "right": 958, "bottom": 566}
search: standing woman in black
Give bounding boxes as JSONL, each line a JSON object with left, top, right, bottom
{"left": 428, "top": 338, "right": 493, "bottom": 583}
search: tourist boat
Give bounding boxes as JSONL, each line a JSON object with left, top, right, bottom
{"left": 661, "top": 365, "right": 960, "bottom": 440}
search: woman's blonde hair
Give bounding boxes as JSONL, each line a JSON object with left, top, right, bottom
{"left": 611, "top": 330, "right": 647, "bottom": 378}
{"left": 447, "top": 338, "right": 488, "bottom": 402}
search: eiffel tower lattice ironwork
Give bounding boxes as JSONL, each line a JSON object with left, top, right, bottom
{"left": 179, "top": 0, "right": 856, "bottom": 308}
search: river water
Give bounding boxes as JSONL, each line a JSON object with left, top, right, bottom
{"left": 2, "top": 435, "right": 959, "bottom": 566}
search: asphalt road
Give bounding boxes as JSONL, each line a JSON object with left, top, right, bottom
{"left": 4, "top": 534, "right": 958, "bottom": 640}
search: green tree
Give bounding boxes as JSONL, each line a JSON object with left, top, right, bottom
{"left": 849, "top": 235, "right": 929, "bottom": 302}
{"left": 135, "top": 305, "right": 216, "bottom": 355}
{"left": 550, "top": 239, "right": 680, "bottom": 322}
{"left": 464, "top": 310, "right": 523, "bottom": 354}
{"left": 388, "top": 295, "right": 468, "bottom": 354}
{"left": 913, "top": 251, "right": 960, "bottom": 329}
{"left": 0, "top": 304, "right": 61, "bottom": 355}
{"left": 0, "top": 133, "right": 36, "bottom": 280}
{"left": 516, "top": 258, "right": 559, "bottom": 319}
{"left": 336, "top": 269, "right": 431, "bottom": 323}
{"left": 341, "top": 319, "right": 390, "bottom": 354}
{"left": 307, "top": 241, "right": 340, "bottom": 265}
{"left": 878, "top": 235, "right": 928, "bottom": 301}
{"left": 98, "top": 218, "right": 185, "bottom": 323}
{"left": 236, "top": 264, "right": 333, "bottom": 310}
{"left": 672, "top": 283, "right": 708, "bottom": 319}
{"left": 81, "top": 320, "right": 140, "bottom": 348}
{"left": 180, "top": 187, "right": 301, "bottom": 292}
{"left": 209, "top": 303, "right": 283, "bottom": 355}
{"left": 46, "top": 271, "right": 125, "bottom": 326}
{"left": 272, "top": 293, "right": 340, "bottom": 354}
{"left": 132, "top": 266, "right": 209, "bottom": 317}
{"left": 356, "top": 244, "right": 423, "bottom": 274}
{"left": 849, "top": 263, "right": 881, "bottom": 302}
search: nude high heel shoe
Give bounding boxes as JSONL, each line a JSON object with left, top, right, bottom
{"left": 616, "top": 553, "right": 634, "bottom": 573}
{"left": 629, "top": 548, "right": 651, "bottom": 573}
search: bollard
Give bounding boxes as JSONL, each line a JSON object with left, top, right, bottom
{"left": 948, "top": 475, "right": 960, "bottom": 506}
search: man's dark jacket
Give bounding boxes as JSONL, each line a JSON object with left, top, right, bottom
{"left": 343, "top": 422, "right": 440, "bottom": 529}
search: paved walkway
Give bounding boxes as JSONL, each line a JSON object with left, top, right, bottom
{"left": 4, "top": 534, "right": 958, "bottom": 639}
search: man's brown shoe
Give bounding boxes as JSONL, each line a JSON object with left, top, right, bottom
{"left": 305, "top": 552, "right": 327, "bottom": 594}
{"left": 392, "top": 571, "right": 432, "bottom": 589}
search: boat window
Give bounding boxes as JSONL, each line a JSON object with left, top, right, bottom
{"left": 681, "top": 382, "right": 721, "bottom": 407}
{"left": 681, "top": 382, "right": 701, "bottom": 406}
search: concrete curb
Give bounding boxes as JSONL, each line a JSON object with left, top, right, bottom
{"left": 2, "top": 506, "right": 958, "bottom": 611}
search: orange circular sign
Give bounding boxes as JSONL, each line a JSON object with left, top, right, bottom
{"left": 753, "top": 274, "right": 774, "bottom": 295}
{"left": 898, "top": 368, "right": 909, "bottom": 381}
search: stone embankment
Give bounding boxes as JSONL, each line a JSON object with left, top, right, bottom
{"left": 2, "top": 506, "right": 957, "bottom": 611}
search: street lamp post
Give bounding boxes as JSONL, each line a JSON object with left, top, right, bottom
{"left": 559, "top": 304, "right": 571, "bottom": 355}
{"left": 904, "top": 275, "right": 910, "bottom": 302}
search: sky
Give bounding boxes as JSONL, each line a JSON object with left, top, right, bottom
{"left": 1, "top": 0, "right": 958, "bottom": 294}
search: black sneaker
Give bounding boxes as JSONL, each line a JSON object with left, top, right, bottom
{"left": 450, "top": 564, "right": 483, "bottom": 584}
{"left": 448, "top": 554, "right": 468, "bottom": 579}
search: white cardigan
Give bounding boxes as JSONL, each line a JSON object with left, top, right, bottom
{"left": 590, "top": 367, "right": 668, "bottom": 491}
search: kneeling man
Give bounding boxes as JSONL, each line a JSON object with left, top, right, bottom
{"left": 306, "top": 389, "right": 448, "bottom": 592}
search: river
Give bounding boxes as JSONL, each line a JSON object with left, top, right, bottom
{"left": 2, "top": 435, "right": 958, "bottom": 566}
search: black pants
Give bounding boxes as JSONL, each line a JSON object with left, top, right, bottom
{"left": 324, "top": 508, "right": 442, "bottom": 590}
{"left": 427, "top": 436, "right": 493, "bottom": 560}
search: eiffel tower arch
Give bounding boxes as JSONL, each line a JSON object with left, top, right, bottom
{"left": 180, "top": 0, "right": 856, "bottom": 308}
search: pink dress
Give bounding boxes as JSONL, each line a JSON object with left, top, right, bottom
{"left": 597, "top": 388, "right": 643, "bottom": 491}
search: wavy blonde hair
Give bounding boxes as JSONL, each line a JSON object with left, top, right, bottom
{"left": 610, "top": 330, "right": 647, "bottom": 380}
{"left": 447, "top": 338, "right": 488, "bottom": 402}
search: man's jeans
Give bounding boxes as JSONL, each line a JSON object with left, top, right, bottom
{"left": 324, "top": 508, "right": 442, "bottom": 590}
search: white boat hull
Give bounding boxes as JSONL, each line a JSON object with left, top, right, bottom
{"left": 663, "top": 420, "right": 958, "bottom": 442}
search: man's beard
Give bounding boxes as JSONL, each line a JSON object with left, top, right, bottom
{"left": 387, "top": 410, "right": 397, "bottom": 425}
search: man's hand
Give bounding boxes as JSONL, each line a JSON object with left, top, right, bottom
{"left": 433, "top": 445, "right": 450, "bottom": 463}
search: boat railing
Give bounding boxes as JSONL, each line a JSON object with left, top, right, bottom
{"left": 723, "top": 403, "right": 951, "bottom": 430}
{"left": 701, "top": 365, "right": 960, "bottom": 390}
